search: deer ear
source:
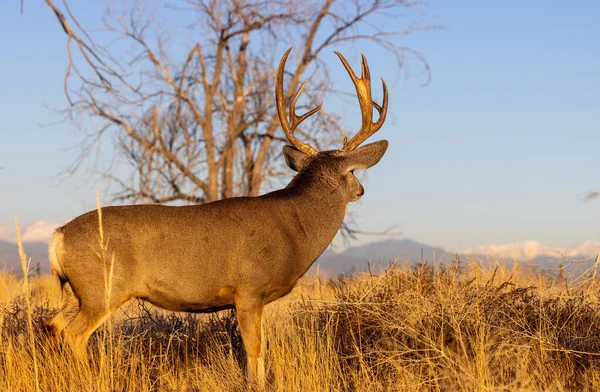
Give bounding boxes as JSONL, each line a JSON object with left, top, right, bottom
{"left": 283, "top": 145, "right": 310, "bottom": 172}
{"left": 344, "top": 140, "right": 389, "bottom": 171}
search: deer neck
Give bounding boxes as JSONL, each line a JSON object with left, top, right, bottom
{"left": 280, "top": 171, "right": 348, "bottom": 262}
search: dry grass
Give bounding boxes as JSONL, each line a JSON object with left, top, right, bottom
{"left": 2, "top": 257, "right": 600, "bottom": 391}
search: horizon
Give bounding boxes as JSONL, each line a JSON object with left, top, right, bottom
{"left": 1, "top": 1, "right": 599, "bottom": 251}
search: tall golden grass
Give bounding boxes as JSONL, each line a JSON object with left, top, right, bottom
{"left": 2, "top": 254, "right": 600, "bottom": 391}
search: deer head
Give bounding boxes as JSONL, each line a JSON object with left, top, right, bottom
{"left": 276, "top": 48, "right": 389, "bottom": 202}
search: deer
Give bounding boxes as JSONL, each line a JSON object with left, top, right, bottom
{"left": 44, "top": 47, "right": 389, "bottom": 385}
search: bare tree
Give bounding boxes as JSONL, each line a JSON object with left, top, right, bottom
{"left": 42, "top": 0, "right": 437, "bottom": 226}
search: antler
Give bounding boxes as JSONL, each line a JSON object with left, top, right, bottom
{"left": 276, "top": 48, "right": 322, "bottom": 156}
{"left": 334, "top": 52, "right": 388, "bottom": 152}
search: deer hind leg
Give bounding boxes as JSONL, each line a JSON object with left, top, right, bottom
{"left": 44, "top": 281, "right": 79, "bottom": 342}
{"left": 236, "top": 298, "right": 266, "bottom": 387}
{"left": 62, "top": 292, "right": 129, "bottom": 361}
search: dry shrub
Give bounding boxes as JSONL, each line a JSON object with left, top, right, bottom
{"left": 2, "top": 260, "right": 600, "bottom": 391}
{"left": 291, "top": 261, "right": 600, "bottom": 391}
{"left": 0, "top": 278, "right": 246, "bottom": 391}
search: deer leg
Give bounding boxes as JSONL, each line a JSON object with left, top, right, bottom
{"left": 62, "top": 305, "right": 109, "bottom": 360}
{"left": 62, "top": 294, "right": 126, "bottom": 361}
{"left": 236, "top": 299, "right": 266, "bottom": 387}
{"left": 44, "top": 282, "right": 79, "bottom": 342}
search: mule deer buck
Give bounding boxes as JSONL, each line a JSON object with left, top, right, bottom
{"left": 44, "top": 48, "right": 389, "bottom": 384}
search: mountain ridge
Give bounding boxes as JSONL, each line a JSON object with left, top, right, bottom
{"left": 312, "top": 238, "right": 600, "bottom": 275}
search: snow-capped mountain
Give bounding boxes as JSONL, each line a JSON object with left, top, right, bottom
{"left": 463, "top": 240, "right": 600, "bottom": 261}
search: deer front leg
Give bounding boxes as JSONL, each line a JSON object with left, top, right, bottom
{"left": 235, "top": 298, "right": 266, "bottom": 387}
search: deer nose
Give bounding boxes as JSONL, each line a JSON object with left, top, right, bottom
{"left": 357, "top": 185, "right": 364, "bottom": 197}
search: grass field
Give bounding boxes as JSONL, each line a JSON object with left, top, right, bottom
{"left": 2, "top": 254, "right": 600, "bottom": 391}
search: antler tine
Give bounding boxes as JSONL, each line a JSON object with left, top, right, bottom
{"left": 372, "top": 78, "right": 388, "bottom": 133}
{"left": 289, "top": 80, "right": 323, "bottom": 130}
{"left": 276, "top": 48, "right": 321, "bottom": 156}
{"left": 335, "top": 52, "right": 388, "bottom": 152}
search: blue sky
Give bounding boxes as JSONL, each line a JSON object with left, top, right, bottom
{"left": 0, "top": 1, "right": 598, "bottom": 249}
